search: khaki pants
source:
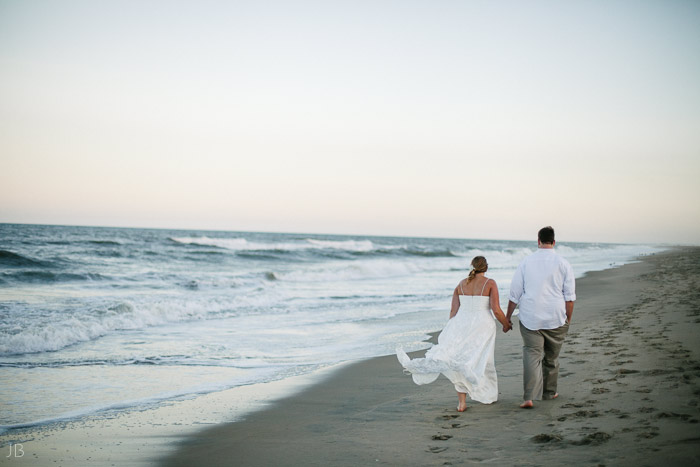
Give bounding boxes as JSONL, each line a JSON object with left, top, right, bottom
{"left": 519, "top": 321, "right": 569, "bottom": 401}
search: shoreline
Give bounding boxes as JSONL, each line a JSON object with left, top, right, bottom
{"left": 159, "top": 247, "right": 700, "bottom": 466}
{"left": 0, "top": 362, "right": 353, "bottom": 466}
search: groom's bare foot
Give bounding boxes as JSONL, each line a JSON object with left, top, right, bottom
{"left": 520, "top": 400, "right": 534, "bottom": 408}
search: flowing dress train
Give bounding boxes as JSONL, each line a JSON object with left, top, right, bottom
{"left": 397, "top": 280, "right": 498, "bottom": 404}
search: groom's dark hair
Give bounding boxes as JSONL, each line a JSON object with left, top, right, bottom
{"left": 538, "top": 226, "right": 555, "bottom": 244}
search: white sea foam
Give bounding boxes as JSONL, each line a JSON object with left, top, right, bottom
{"left": 0, "top": 298, "right": 240, "bottom": 356}
{"left": 306, "top": 238, "right": 376, "bottom": 251}
{"left": 273, "top": 258, "right": 436, "bottom": 282}
{"left": 170, "top": 236, "right": 378, "bottom": 252}
{"left": 170, "top": 236, "right": 304, "bottom": 251}
{"left": 456, "top": 247, "right": 534, "bottom": 266}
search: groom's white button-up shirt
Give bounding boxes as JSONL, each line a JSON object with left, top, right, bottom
{"left": 508, "top": 248, "right": 576, "bottom": 330}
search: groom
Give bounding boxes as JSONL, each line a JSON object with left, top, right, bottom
{"left": 506, "top": 226, "right": 576, "bottom": 408}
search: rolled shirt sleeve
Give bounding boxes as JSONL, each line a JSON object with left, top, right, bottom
{"left": 563, "top": 262, "right": 576, "bottom": 302}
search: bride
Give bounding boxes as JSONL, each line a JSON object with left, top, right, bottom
{"left": 397, "top": 256, "right": 511, "bottom": 411}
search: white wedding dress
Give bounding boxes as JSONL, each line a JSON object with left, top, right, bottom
{"left": 397, "top": 279, "right": 498, "bottom": 404}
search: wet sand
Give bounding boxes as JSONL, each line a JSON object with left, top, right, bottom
{"left": 160, "top": 247, "right": 700, "bottom": 466}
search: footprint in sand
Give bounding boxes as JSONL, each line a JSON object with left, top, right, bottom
{"left": 592, "top": 387, "right": 610, "bottom": 394}
{"left": 610, "top": 360, "right": 634, "bottom": 366}
{"left": 532, "top": 433, "right": 563, "bottom": 443}
{"left": 656, "top": 412, "right": 692, "bottom": 421}
{"left": 427, "top": 446, "right": 448, "bottom": 453}
{"left": 571, "top": 432, "right": 612, "bottom": 446}
{"left": 439, "top": 414, "right": 460, "bottom": 421}
{"left": 587, "top": 377, "right": 616, "bottom": 385}
{"left": 432, "top": 434, "right": 453, "bottom": 440}
{"left": 442, "top": 423, "right": 464, "bottom": 429}
{"left": 562, "top": 400, "right": 597, "bottom": 409}
{"left": 606, "top": 408, "right": 631, "bottom": 419}
{"left": 558, "top": 410, "right": 600, "bottom": 421}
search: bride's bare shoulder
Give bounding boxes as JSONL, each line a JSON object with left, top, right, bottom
{"left": 455, "top": 278, "right": 468, "bottom": 292}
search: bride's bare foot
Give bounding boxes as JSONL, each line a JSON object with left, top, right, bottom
{"left": 457, "top": 392, "right": 467, "bottom": 412}
{"left": 520, "top": 400, "right": 534, "bottom": 408}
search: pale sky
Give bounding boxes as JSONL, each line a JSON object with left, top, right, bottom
{"left": 1, "top": 0, "right": 699, "bottom": 244}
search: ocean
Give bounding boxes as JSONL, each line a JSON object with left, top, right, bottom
{"left": 0, "top": 224, "right": 663, "bottom": 432}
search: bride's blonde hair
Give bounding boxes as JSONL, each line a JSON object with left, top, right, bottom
{"left": 467, "top": 256, "right": 488, "bottom": 284}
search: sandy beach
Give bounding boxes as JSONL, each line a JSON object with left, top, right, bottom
{"left": 160, "top": 247, "right": 700, "bottom": 466}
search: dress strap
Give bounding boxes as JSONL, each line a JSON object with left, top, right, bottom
{"left": 459, "top": 282, "right": 464, "bottom": 295}
{"left": 480, "top": 278, "right": 490, "bottom": 296}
